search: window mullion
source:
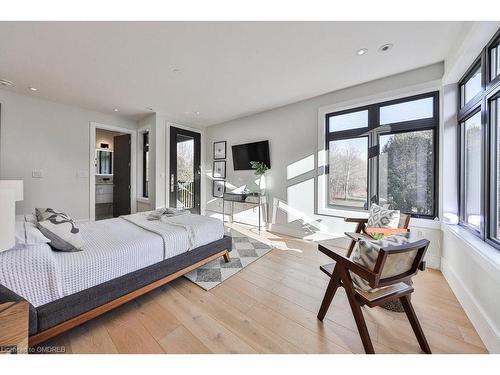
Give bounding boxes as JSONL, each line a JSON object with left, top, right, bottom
{"left": 368, "top": 106, "right": 379, "bottom": 206}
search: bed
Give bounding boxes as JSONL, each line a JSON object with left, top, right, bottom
{"left": 0, "top": 211, "right": 231, "bottom": 346}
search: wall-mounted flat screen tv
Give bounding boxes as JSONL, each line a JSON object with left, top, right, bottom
{"left": 232, "top": 140, "right": 271, "bottom": 171}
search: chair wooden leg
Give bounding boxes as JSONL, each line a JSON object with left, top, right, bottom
{"left": 400, "top": 295, "right": 432, "bottom": 354}
{"left": 222, "top": 251, "right": 230, "bottom": 263}
{"left": 339, "top": 267, "right": 375, "bottom": 354}
{"left": 317, "top": 265, "right": 341, "bottom": 321}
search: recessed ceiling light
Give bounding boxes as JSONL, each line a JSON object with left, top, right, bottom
{"left": 113, "top": 108, "right": 119, "bottom": 112}
{"left": 356, "top": 48, "right": 368, "bottom": 56}
{"left": 146, "top": 107, "right": 153, "bottom": 111}
{"left": 195, "top": 111, "right": 200, "bottom": 116}
{"left": 0, "top": 79, "right": 14, "bottom": 87}
{"left": 29, "top": 87, "right": 38, "bottom": 91}
{"left": 379, "top": 43, "right": 393, "bottom": 53}
{"left": 172, "top": 68, "right": 180, "bottom": 73}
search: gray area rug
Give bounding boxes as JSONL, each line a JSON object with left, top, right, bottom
{"left": 184, "top": 228, "right": 273, "bottom": 290}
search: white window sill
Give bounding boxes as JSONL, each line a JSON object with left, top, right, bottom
{"left": 442, "top": 223, "right": 500, "bottom": 274}
{"left": 317, "top": 207, "right": 441, "bottom": 230}
{"left": 136, "top": 197, "right": 150, "bottom": 203}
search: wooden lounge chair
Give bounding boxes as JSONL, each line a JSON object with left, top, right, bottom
{"left": 317, "top": 237, "right": 431, "bottom": 354}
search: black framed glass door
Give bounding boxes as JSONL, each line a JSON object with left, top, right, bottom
{"left": 169, "top": 126, "right": 201, "bottom": 214}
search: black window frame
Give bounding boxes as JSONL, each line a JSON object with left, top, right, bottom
{"left": 325, "top": 91, "right": 439, "bottom": 219}
{"left": 142, "top": 131, "right": 149, "bottom": 199}
{"left": 457, "top": 27, "right": 500, "bottom": 250}
{"left": 487, "top": 30, "right": 500, "bottom": 85}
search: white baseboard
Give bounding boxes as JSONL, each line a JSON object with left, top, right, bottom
{"left": 441, "top": 256, "right": 500, "bottom": 353}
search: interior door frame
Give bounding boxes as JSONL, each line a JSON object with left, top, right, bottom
{"left": 166, "top": 122, "right": 205, "bottom": 214}
{"left": 89, "top": 122, "right": 137, "bottom": 221}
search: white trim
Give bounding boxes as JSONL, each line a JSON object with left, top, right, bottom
{"left": 89, "top": 122, "right": 137, "bottom": 221}
{"left": 165, "top": 121, "right": 206, "bottom": 215}
{"left": 442, "top": 224, "right": 500, "bottom": 276}
{"left": 316, "top": 80, "right": 442, "bottom": 219}
{"left": 441, "top": 256, "right": 500, "bottom": 353}
{"left": 441, "top": 223, "right": 500, "bottom": 353}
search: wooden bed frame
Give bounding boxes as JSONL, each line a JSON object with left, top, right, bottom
{"left": 28, "top": 249, "right": 230, "bottom": 347}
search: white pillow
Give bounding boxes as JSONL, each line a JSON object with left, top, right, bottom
{"left": 367, "top": 203, "right": 400, "bottom": 229}
{"left": 15, "top": 221, "right": 51, "bottom": 245}
{"left": 350, "top": 233, "right": 414, "bottom": 292}
{"left": 25, "top": 213, "right": 37, "bottom": 224}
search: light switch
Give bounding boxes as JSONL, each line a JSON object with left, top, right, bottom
{"left": 32, "top": 169, "right": 43, "bottom": 178}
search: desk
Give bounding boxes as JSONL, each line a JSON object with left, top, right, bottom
{"left": 222, "top": 193, "right": 267, "bottom": 232}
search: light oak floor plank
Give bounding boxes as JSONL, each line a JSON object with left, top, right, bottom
{"left": 159, "top": 325, "right": 211, "bottom": 354}
{"left": 47, "top": 223, "right": 487, "bottom": 354}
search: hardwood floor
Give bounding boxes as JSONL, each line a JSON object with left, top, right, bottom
{"left": 41, "top": 223, "right": 488, "bottom": 354}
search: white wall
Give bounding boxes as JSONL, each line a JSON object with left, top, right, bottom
{"left": 438, "top": 23, "right": 500, "bottom": 353}
{"left": 0, "top": 89, "right": 137, "bottom": 220}
{"left": 205, "top": 63, "right": 444, "bottom": 268}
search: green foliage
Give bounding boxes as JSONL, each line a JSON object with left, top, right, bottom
{"left": 380, "top": 131, "right": 434, "bottom": 215}
{"left": 250, "top": 161, "right": 269, "bottom": 176}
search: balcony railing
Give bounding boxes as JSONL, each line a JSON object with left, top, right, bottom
{"left": 177, "top": 180, "right": 194, "bottom": 209}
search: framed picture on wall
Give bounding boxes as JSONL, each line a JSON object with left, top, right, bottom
{"left": 213, "top": 180, "right": 226, "bottom": 198}
{"left": 213, "top": 141, "right": 226, "bottom": 160}
{"left": 213, "top": 160, "right": 226, "bottom": 178}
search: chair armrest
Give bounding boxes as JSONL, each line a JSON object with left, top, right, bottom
{"left": 344, "top": 217, "right": 368, "bottom": 223}
{"left": 318, "top": 244, "right": 375, "bottom": 283}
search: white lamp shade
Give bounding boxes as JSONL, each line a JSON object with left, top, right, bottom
{"left": 0, "top": 188, "right": 16, "bottom": 252}
{"left": 0, "top": 180, "right": 23, "bottom": 201}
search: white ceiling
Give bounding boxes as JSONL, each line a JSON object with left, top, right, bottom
{"left": 0, "top": 22, "right": 465, "bottom": 127}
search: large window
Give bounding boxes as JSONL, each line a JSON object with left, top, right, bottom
{"left": 142, "top": 131, "right": 149, "bottom": 198}
{"left": 379, "top": 130, "right": 435, "bottom": 216}
{"left": 489, "top": 35, "right": 500, "bottom": 82}
{"left": 328, "top": 137, "right": 368, "bottom": 208}
{"left": 458, "top": 27, "right": 500, "bottom": 248}
{"left": 492, "top": 95, "right": 500, "bottom": 240}
{"left": 461, "top": 111, "right": 482, "bottom": 230}
{"left": 325, "top": 92, "right": 438, "bottom": 218}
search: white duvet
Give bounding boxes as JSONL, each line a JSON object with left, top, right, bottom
{"left": 0, "top": 212, "right": 224, "bottom": 307}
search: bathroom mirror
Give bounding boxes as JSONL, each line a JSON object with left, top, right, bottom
{"left": 96, "top": 149, "right": 113, "bottom": 175}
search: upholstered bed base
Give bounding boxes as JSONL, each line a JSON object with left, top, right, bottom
{"left": 0, "top": 235, "right": 232, "bottom": 345}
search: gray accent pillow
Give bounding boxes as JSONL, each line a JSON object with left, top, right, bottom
{"left": 367, "top": 203, "right": 400, "bottom": 228}
{"left": 35, "top": 208, "right": 84, "bottom": 252}
{"left": 350, "top": 233, "right": 415, "bottom": 292}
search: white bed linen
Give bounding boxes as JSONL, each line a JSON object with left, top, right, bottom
{"left": 0, "top": 213, "right": 224, "bottom": 307}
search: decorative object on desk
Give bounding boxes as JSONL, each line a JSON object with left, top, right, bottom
{"left": 0, "top": 180, "right": 24, "bottom": 252}
{"left": 185, "top": 228, "right": 272, "bottom": 290}
{"left": 250, "top": 160, "right": 269, "bottom": 176}
{"left": 213, "top": 180, "right": 226, "bottom": 198}
{"left": 213, "top": 141, "right": 226, "bottom": 160}
{"left": 250, "top": 160, "right": 268, "bottom": 193}
{"left": 213, "top": 160, "right": 226, "bottom": 178}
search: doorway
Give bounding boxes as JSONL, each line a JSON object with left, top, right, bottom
{"left": 90, "top": 123, "right": 136, "bottom": 221}
{"left": 169, "top": 126, "right": 201, "bottom": 214}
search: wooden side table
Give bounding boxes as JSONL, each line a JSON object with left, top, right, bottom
{"left": 0, "top": 301, "right": 29, "bottom": 354}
